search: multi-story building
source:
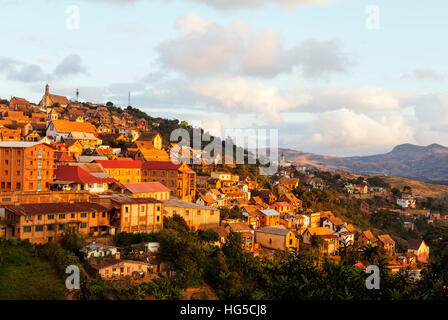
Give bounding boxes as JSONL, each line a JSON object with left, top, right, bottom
{"left": 164, "top": 198, "right": 219, "bottom": 230}
{"left": 2, "top": 202, "right": 110, "bottom": 243}
{"left": 95, "top": 160, "right": 142, "bottom": 183}
{"left": 110, "top": 197, "right": 164, "bottom": 233}
{"left": 0, "top": 141, "right": 55, "bottom": 192}
{"left": 142, "top": 161, "right": 196, "bottom": 201}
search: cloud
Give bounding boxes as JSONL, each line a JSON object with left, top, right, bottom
{"left": 156, "top": 13, "right": 350, "bottom": 79}
{"left": 414, "top": 68, "right": 443, "bottom": 81}
{"left": 311, "top": 108, "right": 415, "bottom": 149}
{"left": 90, "top": 0, "right": 334, "bottom": 10}
{"left": 189, "top": 76, "right": 311, "bottom": 123}
{"left": 404, "top": 94, "right": 448, "bottom": 129}
{"left": 53, "top": 55, "right": 87, "bottom": 78}
{"left": 302, "top": 85, "right": 402, "bottom": 113}
{"left": 0, "top": 55, "right": 87, "bottom": 83}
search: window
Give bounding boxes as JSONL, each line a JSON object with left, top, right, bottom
{"left": 92, "top": 212, "right": 96, "bottom": 218}
{"left": 102, "top": 212, "right": 106, "bottom": 218}
{"left": 157, "top": 216, "right": 160, "bottom": 222}
{"left": 38, "top": 215, "right": 42, "bottom": 221}
{"left": 81, "top": 213, "right": 87, "bottom": 218}
{"left": 16, "top": 171, "right": 20, "bottom": 176}
{"left": 71, "top": 213, "right": 75, "bottom": 219}
{"left": 197, "top": 210, "right": 201, "bottom": 216}
{"left": 59, "top": 214, "right": 65, "bottom": 219}
{"left": 156, "top": 206, "right": 161, "bottom": 212}
{"left": 80, "top": 223, "right": 87, "bottom": 228}
{"left": 23, "top": 226, "right": 31, "bottom": 233}
{"left": 48, "top": 214, "right": 55, "bottom": 220}
{"left": 47, "top": 224, "right": 54, "bottom": 231}
{"left": 141, "top": 206, "right": 145, "bottom": 212}
{"left": 59, "top": 224, "right": 64, "bottom": 231}
{"left": 4, "top": 170, "right": 8, "bottom": 175}
{"left": 35, "top": 225, "right": 44, "bottom": 232}
{"left": 5, "top": 160, "right": 8, "bottom": 165}
{"left": 16, "top": 182, "right": 20, "bottom": 189}
{"left": 125, "top": 206, "right": 129, "bottom": 213}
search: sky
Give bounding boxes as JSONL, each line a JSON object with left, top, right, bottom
{"left": 0, "top": 0, "right": 447, "bottom": 156}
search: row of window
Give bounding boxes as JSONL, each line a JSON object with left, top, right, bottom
{"left": 25, "top": 212, "right": 107, "bottom": 222}
{"left": 23, "top": 223, "right": 87, "bottom": 233}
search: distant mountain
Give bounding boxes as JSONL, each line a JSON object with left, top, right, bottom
{"left": 279, "top": 143, "right": 448, "bottom": 183}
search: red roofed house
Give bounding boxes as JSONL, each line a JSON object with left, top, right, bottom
{"left": 53, "top": 165, "right": 116, "bottom": 193}
{"left": 270, "top": 202, "right": 292, "bottom": 215}
{"left": 9, "top": 97, "right": 30, "bottom": 109}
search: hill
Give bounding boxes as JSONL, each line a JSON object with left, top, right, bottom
{"left": 281, "top": 143, "right": 448, "bottom": 183}
{"left": 381, "top": 176, "right": 448, "bottom": 198}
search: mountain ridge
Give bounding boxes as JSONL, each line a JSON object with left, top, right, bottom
{"left": 280, "top": 143, "right": 448, "bottom": 183}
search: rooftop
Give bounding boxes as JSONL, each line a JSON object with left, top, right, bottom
{"left": 164, "top": 198, "right": 219, "bottom": 210}
{"left": 4, "top": 202, "right": 108, "bottom": 216}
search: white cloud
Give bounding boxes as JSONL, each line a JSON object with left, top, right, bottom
{"left": 311, "top": 108, "right": 415, "bottom": 149}
{"left": 189, "top": 76, "right": 311, "bottom": 123}
{"left": 157, "top": 13, "right": 350, "bottom": 79}
{"left": 90, "top": 0, "right": 334, "bottom": 10}
{"left": 303, "top": 85, "right": 402, "bottom": 112}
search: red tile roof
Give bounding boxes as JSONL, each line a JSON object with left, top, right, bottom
{"left": 121, "top": 182, "right": 170, "bottom": 194}
{"left": 142, "top": 161, "right": 183, "bottom": 170}
{"left": 4, "top": 202, "right": 108, "bottom": 216}
{"left": 54, "top": 152, "right": 76, "bottom": 162}
{"left": 95, "top": 160, "right": 143, "bottom": 169}
{"left": 55, "top": 165, "right": 116, "bottom": 184}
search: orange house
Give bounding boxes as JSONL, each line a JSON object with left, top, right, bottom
{"left": 257, "top": 209, "right": 281, "bottom": 227}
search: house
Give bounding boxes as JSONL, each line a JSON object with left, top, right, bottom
{"left": 9, "top": 97, "right": 30, "bottom": 109}
{"left": 278, "top": 192, "right": 302, "bottom": 212}
{"left": 225, "top": 222, "right": 254, "bottom": 252}
{"left": 355, "top": 184, "right": 368, "bottom": 194}
{"left": 322, "top": 216, "right": 345, "bottom": 232}
{"left": 377, "top": 234, "right": 395, "bottom": 256}
{"left": 53, "top": 165, "right": 116, "bottom": 193}
{"left": 196, "top": 194, "right": 218, "bottom": 208}
{"left": 257, "top": 209, "right": 281, "bottom": 227}
{"left": 255, "top": 226, "right": 297, "bottom": 252}
{"left": 302, "top": 227, "right": 339, "bottom": 256}
{"left": 357, "top": 230, "right": 378, "bottom": 247}
{"left": 2, "top": 202, "right": 110, "bottom": 243}
{"left": 278, "top": 177, "right": 300, "bottom": 190}
{"left": 397, "top": 198, "right": 416, "bottom": 209}
{"left": 115, "top": 182, "right": 171, "bottom": 201}
{"left": 270, "top": 202, "right": 292, "bottom": 216}
{"left": 95, "top": 160, "right": 142, "bottom": 183}
{"left": 80, "top": 243, "right": 119, "bottom": 258}
{"left": 334, "top": 230, "right": 355, "bottom": 246}
{"left": 46, "top": 119, "right": 97, "bottom": 142}
{"left": 250, "top": 196, "right": 269, "bottom": 210}
{"left": 258, "top": 189, "right": 277, "bottom": 204}
{"left": 407, "top": 239, "right": 430, "bottom": 263}
{"left": 110, "top": 197, "right": 164, "bottom": 233}
{"left": 92, "top": 259, "right": 148, "bottom": 279}
{"left": 164, "top": 198, "right": 220, "bottom": 230}
{"left": 198, "top": 224, "right": 230, "bottom": 247}
{"left": 65, "top": 131, "right": 102, "bottom": 149}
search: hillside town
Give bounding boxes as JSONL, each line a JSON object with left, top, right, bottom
{"left": 0, "top": 85, "right": 440, "bottom": 295}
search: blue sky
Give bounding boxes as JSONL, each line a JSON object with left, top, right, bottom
{"left": 1, "top": 0, "right": 447, "bottom": 156}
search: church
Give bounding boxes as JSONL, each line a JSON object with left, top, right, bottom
{"left": 39, "top": 84, "right": 70, "bottom": 109}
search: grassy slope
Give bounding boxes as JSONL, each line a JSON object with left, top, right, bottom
{"left": 0, "top": 244, "right": 67, "bottom": 300}
{"left": 382, "top": 176, "right": 448, "bottom": 198}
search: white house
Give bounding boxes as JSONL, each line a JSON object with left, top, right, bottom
{"left": 80, "top": 243, "right": 118, "bottom": 258}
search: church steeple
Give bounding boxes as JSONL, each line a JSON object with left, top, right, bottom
{"left": 45, "top": 84, "right": 50, "bottom": 95}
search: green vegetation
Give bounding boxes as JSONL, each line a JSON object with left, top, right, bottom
{"left": 0, "top": 239, "right": 68, "bottom": 300}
